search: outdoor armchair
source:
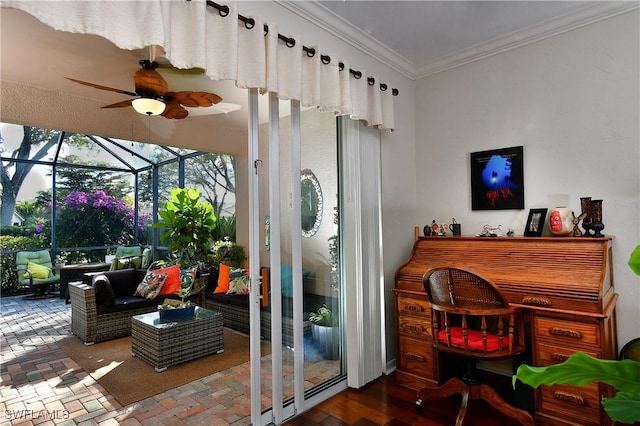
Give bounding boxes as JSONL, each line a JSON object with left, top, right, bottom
{"left": 15, "top": 249, "right": 60, "bottom": 299}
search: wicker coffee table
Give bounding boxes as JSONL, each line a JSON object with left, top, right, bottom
{"left": 131, "top": 307, "right": 224, "bottom": 372}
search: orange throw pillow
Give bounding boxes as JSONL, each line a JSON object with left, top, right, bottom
{"left": 156, "top": 264, "right": 182, "bottom": 295}
{"left": 214, "top": 264, "right": 230, "bottom": 294}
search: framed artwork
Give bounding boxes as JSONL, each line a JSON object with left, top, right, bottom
{"left": 470, "top": 146, "right": 524, "bottom": 210}
{"left": 524, "top": 208, "right": 548, "bottom": 237}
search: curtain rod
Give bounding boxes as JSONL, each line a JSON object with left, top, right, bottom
{"left": 198, "top": 0, "right": 399, "bottom": 96}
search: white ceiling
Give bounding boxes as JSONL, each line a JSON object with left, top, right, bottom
{"left": 0, "top": 1, "right": 633, "bottom": 148}
{"left": 305, "top": 1, "right": 630, "bottom": 78}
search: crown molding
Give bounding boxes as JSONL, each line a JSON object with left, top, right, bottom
{"left": 282, "top": 1, "right": 639, "bottom": 81}
{"left": 279, "top": 1, "right": 417, "bottom": 79}
{"left": 415, "top": 1, "right": 640, "bottom": 79}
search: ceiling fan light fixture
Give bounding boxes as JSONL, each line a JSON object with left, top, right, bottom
{"left": 132, "top": 97, "right": 166, "bottom": 116}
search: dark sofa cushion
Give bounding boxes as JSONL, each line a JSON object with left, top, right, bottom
{"left": 96, "top": 296, "right": 154, "bottom": 315}
{"left": 93, "top": 274, "right": 115, "bottom": 307}
{"left": 207, "top": 292, "right": 250, "bottom": 308}
{"left": 98, "top": 268, "right": 146, "bottom": 297}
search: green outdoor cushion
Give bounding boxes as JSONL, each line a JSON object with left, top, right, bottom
{"left": 115, "top": 246, "right": 142, "bottom": 258}
{"left": 109, "top": 256, "right": 142, "bottom": 271}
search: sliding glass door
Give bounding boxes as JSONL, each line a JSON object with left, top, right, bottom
{"left": 248, "top": 91, "right": 345, "bottom": 425}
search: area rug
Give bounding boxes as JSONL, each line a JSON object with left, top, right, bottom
{"left": 57, "top": 328, "right": 268, "bottom": 406}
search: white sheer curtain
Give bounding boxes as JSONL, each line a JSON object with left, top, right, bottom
{"left": 4, "top": 0, "right": 395, "bottom": 130}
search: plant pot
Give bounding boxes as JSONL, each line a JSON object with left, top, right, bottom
{"left": 158, "top": 305, "right": 195, "bottom": 321}
{"left": 311, "top": 323, "right": 340, "bottom": 360}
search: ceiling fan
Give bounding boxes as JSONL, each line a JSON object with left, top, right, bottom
{"left": 66, "top": 59, "right": 222, "bottom": 119}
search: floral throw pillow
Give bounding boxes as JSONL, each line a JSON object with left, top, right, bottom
{"left": 134, "top": 270, "right": 168, "bottom": 300}
{"left": 227, "top": 275, "right": 250, "bottom": 295}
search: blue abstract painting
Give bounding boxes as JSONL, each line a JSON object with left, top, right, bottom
{"left": 470, "top": 146, "right": 524, "bottom": 210}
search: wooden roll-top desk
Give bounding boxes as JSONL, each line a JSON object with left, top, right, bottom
{"left": 393, "top": 235, "right": 618, "bottom": 426}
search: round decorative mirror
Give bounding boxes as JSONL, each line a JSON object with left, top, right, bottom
{"left": 301, "top": 169, "right": 323, "bottom": 238}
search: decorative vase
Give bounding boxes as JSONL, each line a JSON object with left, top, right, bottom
{"left": 589, "top": 199, "right": 605, "bottom": 237}
{"left": 549, "top": 207, "right": 574, "bottom": 236}
{"left": 580, "top": 197, "right": 593, "bottom": 236}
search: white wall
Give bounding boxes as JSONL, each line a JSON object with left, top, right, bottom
{"left": 414, "top": 11, "right": 639, "bottom": 347}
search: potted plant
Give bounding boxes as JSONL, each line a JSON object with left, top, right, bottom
{"left": 157, "top": 264, "right": 204, "bottom": 320}
{"left": 309, "top": 304, "right": 340, "bottom": 360}
{"left": 210, "top": 237, "right": 246, "bottom": 268}
{"left": 513, "top": 246, "right": 640, "bottom": 424}
{"left": 153, "top": 187, "right": 217, "bottom": 269}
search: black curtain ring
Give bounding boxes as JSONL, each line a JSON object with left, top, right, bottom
{"left": 263, "top": 24, "right": 269, "bottom": 36}
{"left": 245, "top": 18, "right": 255, "bottom": 30}
{"left": 321, "top": 55, "right": 331, "bottom": 65}
{"left": 286, "top": 37, "right": 295, "bottom": 48}
{"left": 368, "top": 77, "right": 375, "bottom": 86}
{"left": 338, "top": 62, "right": 345, "bottom": 71}
{"left": 219, "top": 5, "right": 229, "bottom": 17}
{"left": 392, "top": 88, "right": 399, "bottom": 96}
{"left": 380, "top": 83, "right": 388, "bottom": 91}
{"left": 353, "top": 70, "right": 362, "bottom": 79}
{"left": 306, "top": 47, "right": 316, "bottom": 58}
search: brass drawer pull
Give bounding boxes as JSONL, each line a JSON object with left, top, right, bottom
{"left": 522, "top": 296, "right": 552, "bottom": 307}
{"left": 406, "top": 353, "right": 426, "bottom": 362}
{"left": 553, "top": 391, "right": 586, "bottom": 406}
{"left": 403, "top": 324, "right": 425, "bottom": 333}
{"left": 549, "top": 327, "right": 583, "bottom": 339}
{"left": 404, "top": 304, "right": 424, "bottom": 312}
{"left": 550, "top": 352, "right": 570, "bottom": 362}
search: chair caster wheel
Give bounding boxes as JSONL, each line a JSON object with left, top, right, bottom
{"left": 415, "top": 399, "right": 423, "bottom": 410}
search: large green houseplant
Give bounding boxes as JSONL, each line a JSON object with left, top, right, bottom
{"left": 153, "top": 188, "right": 217, "bottom": 268}
{"left": 513, "top": 246, "right": 640, "bottom": 424}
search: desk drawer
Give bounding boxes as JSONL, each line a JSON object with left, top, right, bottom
{"left": 398, "top": 314, "right": 431, "bottom": 340}
{"left": 398, "top": 335, "right": 436, "bottom": 381}
{"left": 535, "top": 317, "right": 600, "bottom": 348}
{"left": 538, "top": 382, "right": 601, "bottom": 426}
{"left": 536, "top": 342, "right": 601, "bottom": 366}
{"left": 396, "top": 294, "right": 430, "bottom": 318}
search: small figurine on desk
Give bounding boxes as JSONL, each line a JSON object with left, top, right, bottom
{"left": 477, "top": 224, "right": 503, "bottom": 237}
{"left": 424, "top": 220, "right": 438, "bottom": 237}
{"left": 572, "top": 211, "right": 587, "bottom": 236}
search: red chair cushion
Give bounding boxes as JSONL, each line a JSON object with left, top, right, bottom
{"left": 438, "top": 327, "right": 509, "bottom": 352}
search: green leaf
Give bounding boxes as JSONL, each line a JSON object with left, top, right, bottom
{"left": 514, "top": 352, "right": 640, "bottom": 392}
{"left": 513, "top": 352, "right": 640, "bottom": 423}
{"left": 628, "top": 244, "right": 640, "bottom": 276}
{"left": 602, "top": 392, "right": 640, "bottom": 423}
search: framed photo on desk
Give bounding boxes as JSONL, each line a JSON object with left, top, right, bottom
{"left": 524, "top": 208, "right": 547, "bottom": 237}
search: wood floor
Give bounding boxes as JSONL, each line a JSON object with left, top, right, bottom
{"left": 284, "top": 372, "right": 528, "bottom": 426}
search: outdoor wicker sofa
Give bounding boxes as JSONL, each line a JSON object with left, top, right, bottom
{"left": 68, "top": 269, "right": 155, "bottom": 344}
{"left": 68, "top": 267, "right": 201, "bottom": 345}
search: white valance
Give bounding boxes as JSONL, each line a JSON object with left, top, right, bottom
{"left": 3, "top": 0, "right": 395, "bottom": 130}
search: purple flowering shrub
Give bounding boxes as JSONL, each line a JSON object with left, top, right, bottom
{"left": 56, "top": 190, "right": 146, "bottom": 261}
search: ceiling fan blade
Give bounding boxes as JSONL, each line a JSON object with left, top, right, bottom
{"left": 134, "top": 68, "right": 168, "bottom": 96}
{"left": 101, "top": 99, "right": 134, "bottom": 109}
{"left": 66, "top": 77, "right": 138, "bottom": 97}
{"left": 161, "top": 99, "right": 189, "bottom": 119}
{"left": 169, "top": 91, "right": 222, "bottom": 108}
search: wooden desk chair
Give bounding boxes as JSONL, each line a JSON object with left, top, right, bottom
{"left": 416, "top": 267, "right": 534, "bottom": 426}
